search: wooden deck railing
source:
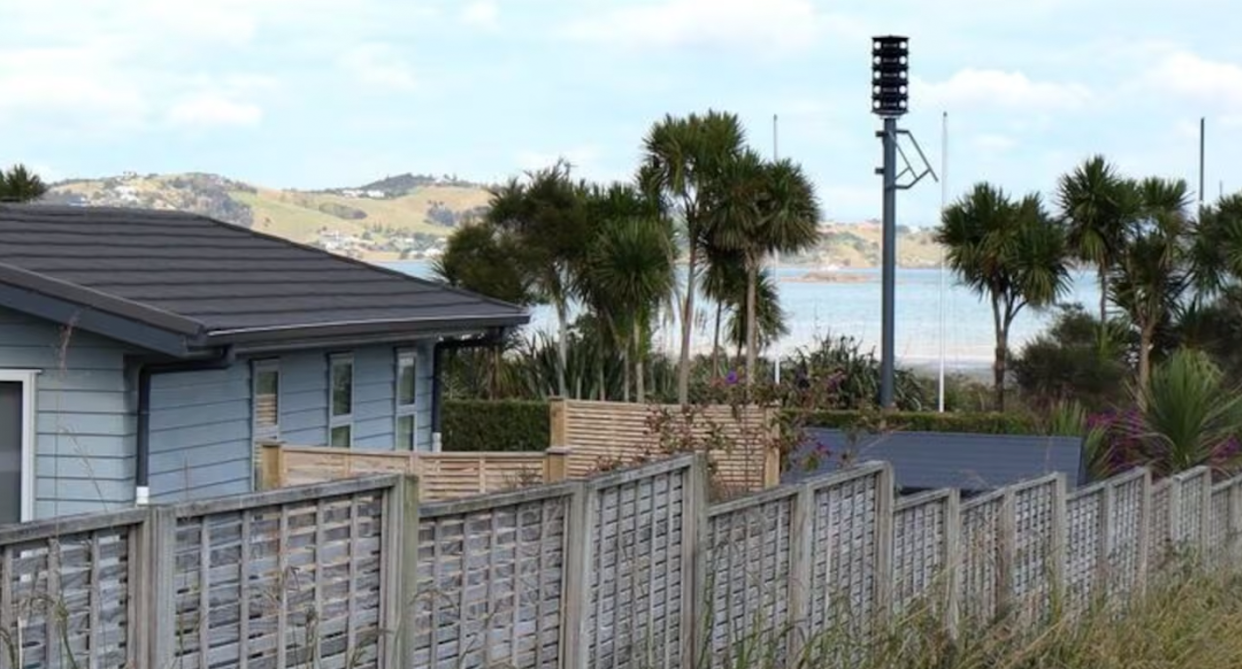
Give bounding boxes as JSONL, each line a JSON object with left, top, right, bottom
{"left": 261, "top": 443, "right": 571, "bottom": 501}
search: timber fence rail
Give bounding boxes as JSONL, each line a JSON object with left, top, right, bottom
{"left": 2, "top": 458, "right": 1242, "bottom": 668}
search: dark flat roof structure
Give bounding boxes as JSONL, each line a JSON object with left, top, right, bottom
{"left": 0, "top": 204, "right": 528, "bottom": 356}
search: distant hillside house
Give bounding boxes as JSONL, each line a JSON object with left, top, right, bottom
{"left": 0, "top": 204, "right": 528, "bottom": 524}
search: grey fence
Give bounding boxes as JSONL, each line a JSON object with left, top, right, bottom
{"left": 4, "top": 457, "right": 1242, "bottom": 669}
{"left": 0, "top": 476, "right": 405, "bottom": 669}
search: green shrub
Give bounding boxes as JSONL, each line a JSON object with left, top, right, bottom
{"left": 441, "top": 400, "right": 549, "bottom": 452}
{"left": 800, "top": 410, "right": 1040, "bottom": 435}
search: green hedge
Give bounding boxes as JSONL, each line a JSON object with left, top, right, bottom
{"left": 441, "top": 400, "right": 550, "bottom": 452}
{"left": 800, "top": 410, "right": 1040, "bottom": 435}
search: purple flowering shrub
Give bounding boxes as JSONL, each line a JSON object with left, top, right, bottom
{"left": 1086, "top": 409, "right": 1242, "bottom": 480}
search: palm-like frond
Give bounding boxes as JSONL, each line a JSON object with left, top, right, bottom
{"left": 726, "top": 269, "right": 788, "bottom": 352}
{"left": 936, "top": 181, "right": 1070, "bottom": 408}
{"left": 1190, "top": 193, "right": 1242, "bottom": 295}
{"left": 0, "top": 164, "right": 47, "bottom": 203}
{"left": 1056, "top": 155, "right": 1129, "bottom": 267}
{"left": 1134, "top": 349, "right": 1242, "bottom": 477}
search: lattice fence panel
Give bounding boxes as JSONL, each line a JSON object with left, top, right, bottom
{"left": 173, "top": 485, "right": 389, "bottom": 669}
{"left": 0, "top": 512, "right": 143, "bottom": 669}
{"left": 412, "top": 491, "right": 569, "bottom": 669}
{"left": 1065, "top": 486, "right": 1104, "bottom": 614}
{"left": 808, "top": 467, "right": 883, "bottom": 638}
{"left": 585, "top": 463, "right": 688, "bottom": 669}
{"left": 1176, "top": 469, "right": 1209, "bottom": 550}
{"left": 959, "top": 494, "right": 1004, "bottom": 624}
{"left": 1210, "top": 483, "right": 1231, "bottom": 566}
{"left": 1108, "top": 471, "right": 1146, "bottom": 596}
{"left": 704, "top": 491, "right": 795, "bottom": 668}
{"left": 892, "top": 492, "right": 951, "bottom": 614}
{"left": 1011, "top": 479, "right": 1059, "bottom": 623}
{"left": 1148, "top": 481, "right": 1172, "bottom": 569}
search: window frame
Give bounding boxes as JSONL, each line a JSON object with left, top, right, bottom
{"left": 395, "top": 349, "right": 418, "bottom": 450}
{"left": 251, "top": 359, "right": 281, "bottom": 441}
{"left": 0, "top": 369, "right": 38, "bottom": 523}
{"left": 328, "top": 353, "right": 355, "bottom": 448}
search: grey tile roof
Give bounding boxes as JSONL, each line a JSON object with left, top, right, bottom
{"left": 784, "top": 429, "right": 1086, "bottom": 493}
{"left": 0, "top": 204, "right": 527, "bottom": 343}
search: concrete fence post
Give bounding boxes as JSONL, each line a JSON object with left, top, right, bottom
{"left": 683, "top": 454, "right": 710, "bottom": 667}
{"left": 997, "top": 489, "right": 1017, "bottom": 616}
{"left": 561, "top": 480, "right": 593, "bottom": 669}
{"left": 140, "top": 505, "right": 177, "bottom": 669}
{"left": 874, "top": 463, "right": 896, "bottom": 621}
{"left": 387, "top": 474, "right": 419, "bottom": 669}
{"left": 1050, "top": 474, "right": 1069, "bottom": 614}
{"left": 787, "top": 481, "right": 816, "bottom": 659}
{"left": 943, "top": 488, "right": 962, "bottom": 640}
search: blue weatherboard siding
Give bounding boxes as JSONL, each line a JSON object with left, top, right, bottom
{"left": 147, "top": 364, "right": 252, "bottom": 502}
{"left": 0, "top": 301, "right": 444, "bottom": 517}
{"left": 0, "top": 306, "right": 136, "bottom": 519}
{"left": 269, "top": 342, "right": 434, "bottom": 451}
{"left": 273, "top": 341, "right": 436, "bottom": 453}
{"left": 147, "top": 340, "right": 438, "bottom": 500}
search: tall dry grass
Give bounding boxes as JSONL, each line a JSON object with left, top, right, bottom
{"left": 710, "top": 565, "right": 1242, "bottom": 669}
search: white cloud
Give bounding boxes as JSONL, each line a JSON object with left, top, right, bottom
{"left": 338, "top": 44, "right": 418, "bottom": 91}
{"left": 0, "top": 44, "right": 149, "bottom": 130}
{"left": 1143, "top": 51, "right": 1242, "bottom": 111}
{"left": 461, "top": 1, "right": 500, "bottom": 29}
{"left": 517, "top": 146, "right": 601, "bottom": 172}
{"left": 971, "top": 133, "right": 1018, "bottom": 152}
{"left": 820, "top": 185, "right": 878, "bottom": 221}
{"left": 166, "top": 94, "right": 263, "bottom": 128}
{"left": 563, "top": 0, "right": 861, "bottom": 53}
{"left": 915, "top": 69, "right": 1093, "bottom": 112}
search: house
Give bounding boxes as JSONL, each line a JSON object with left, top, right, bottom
{"left": 783, "top": 429, "right": 1087, "bottom": 497}
{"left": 0, "top": 204, "right": 527, "bottom": 523}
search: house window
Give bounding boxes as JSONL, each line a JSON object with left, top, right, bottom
{"left": 395, "top": 350, "right": 417, "bottom": 450}
{"left": 252, "top": 360, "right": 280, "bottom": 439}
{"left": 329, "top": 354, "right": 354, "bottom": 447}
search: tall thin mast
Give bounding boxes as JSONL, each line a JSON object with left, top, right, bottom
{"left": 938, "top": 111, "right": 948, "bottom": 413}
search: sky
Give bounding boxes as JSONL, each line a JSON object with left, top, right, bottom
{"left": 3, "top": 0, "right": 1241, "bottom": 225}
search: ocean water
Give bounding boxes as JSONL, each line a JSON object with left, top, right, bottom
{"left": 385, "top": 261, "right": 1102, "bottom": 368}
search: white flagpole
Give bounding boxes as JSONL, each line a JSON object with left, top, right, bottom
{"left": 938, "top": 111, "right": 948, "bottom": 413}
{"left": 773, "top": 113, "right": 782, "bottom": 386}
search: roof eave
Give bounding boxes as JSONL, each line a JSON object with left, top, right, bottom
{"left": 200, "top": 313, "right": 530, "bottom": 352}
{"left": 0, "top": 281, "right": 197, "bottom": 357}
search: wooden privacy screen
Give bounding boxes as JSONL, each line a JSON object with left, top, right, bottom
{"left": 550, "top": 398, "right": 781, "bottom": 493}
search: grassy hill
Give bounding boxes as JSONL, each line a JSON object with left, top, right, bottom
{"left": 44, "top": 172, "right": 944, "bottom": 267}
{"left": 812, "top": 221, "right": 943, "bottom": 269}
{"left": 46, "top": 172, "right": 492, "bottom": 246}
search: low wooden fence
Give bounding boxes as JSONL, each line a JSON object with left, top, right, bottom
{"left": 5, "top": 457, "right": 1240, "bottom": 668}
{"left": 260, "top": 442, "right": 569, "bottom": 501}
